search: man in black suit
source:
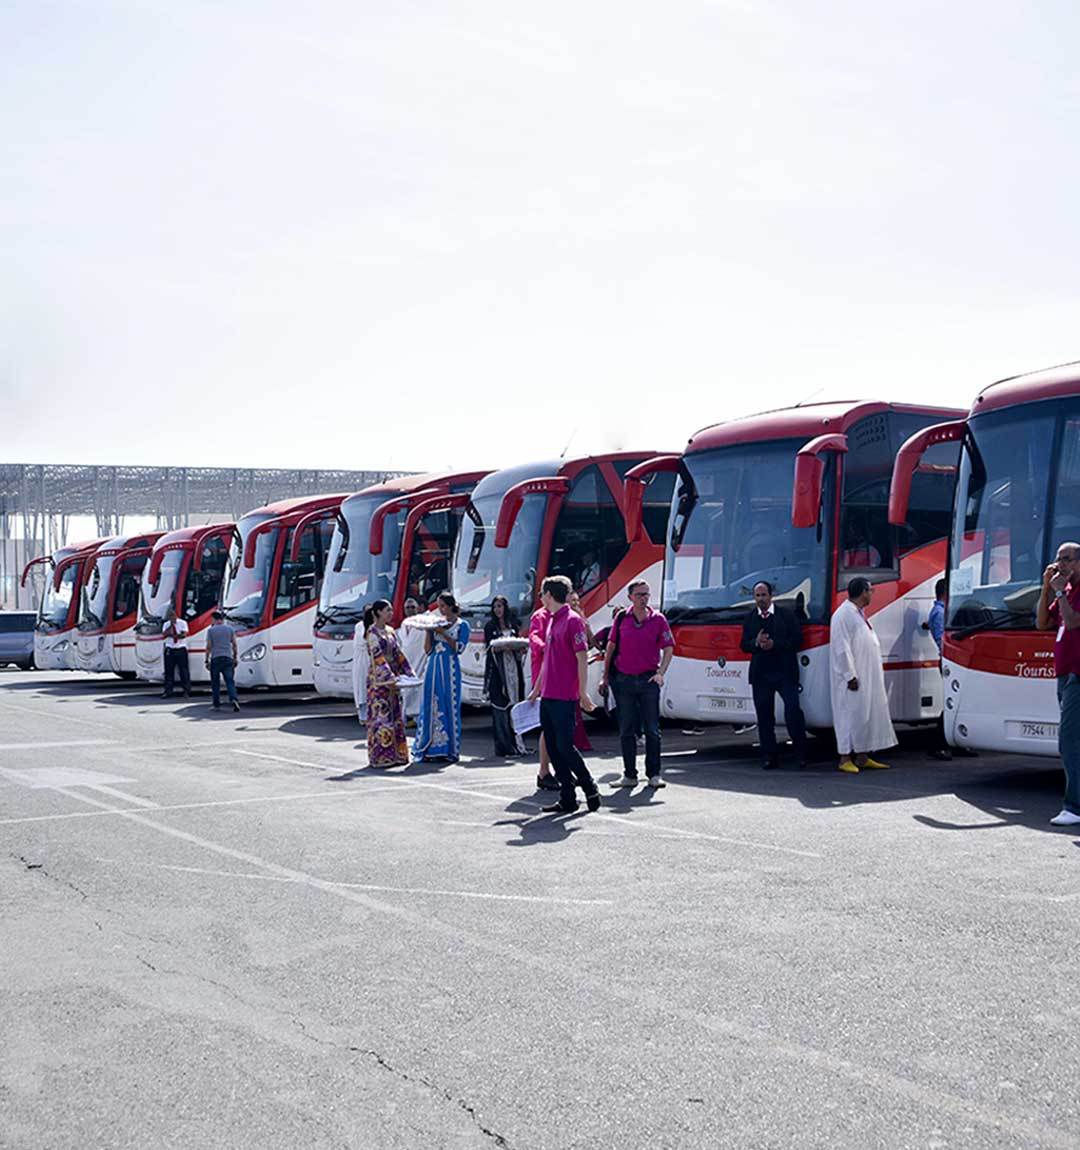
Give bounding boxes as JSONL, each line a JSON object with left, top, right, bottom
{"left": 740, "top": 581, "right": 809, "bottom": 769}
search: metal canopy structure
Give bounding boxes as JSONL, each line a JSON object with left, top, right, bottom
{"left": 0, "top": 462, "right": 411, "bottom": 610}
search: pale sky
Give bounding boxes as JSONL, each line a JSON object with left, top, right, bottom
{"left": 3, "top": 0, "right": 1079, "bottom": 474}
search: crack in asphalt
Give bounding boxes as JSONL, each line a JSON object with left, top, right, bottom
{"left": 14, "top": 853, "right": 105, "bottom": 930}
{"left": 124, "top": 947, "right": 511, "bottom": 1147}
{"left": 350, "top": 1047, "right": 512, "bottom": 1148}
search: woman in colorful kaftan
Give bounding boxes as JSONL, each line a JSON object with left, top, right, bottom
{"left": 364, "top": 599, "right": 413, "bottom": 768}
{"left": 414, "top": 591, "right": 470, "bottom": 762}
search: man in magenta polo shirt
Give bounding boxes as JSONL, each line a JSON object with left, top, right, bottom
{"left": 1037, "top": 541, "right": 1080, "bottom": 826}
{"left": 599, "top": 581, "right": 674, "bottom": 788}
{"left": 529, "top": 575, "right": 600, "bottom": 814}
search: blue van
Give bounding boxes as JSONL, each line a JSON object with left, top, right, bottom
{"left": 0, "top": 612, "right": 36, "bottom": 670}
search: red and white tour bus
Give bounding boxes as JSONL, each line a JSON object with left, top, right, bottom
{"left": 134, "top": 523, "right": 235, "bottom": 684}
{"left": 451, "top": 453, "right": 676, "bottom": 704}
{"left": 627, "top": 401, "right": 962, "bottom": 729}
{"left": 312, "top": 471, "right": 489, "bottom": 698}
{"left": 889, "top": 361, "right": 1080, "bottom": 756}
{"left": 22, "top": 538, "right": 109, "bottom": 671}
{"left": 221, "top": 494, "right": 347, "bottom": 688}
{"left": 73, "top": 532, "right": 165, "bottom": 676}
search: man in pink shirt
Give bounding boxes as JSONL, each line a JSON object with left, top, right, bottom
{"left": 529, "top": 575, "right": 600, "bottom": 814}
{"left": 599, "top": 581, "right": 674, "bottom": 787}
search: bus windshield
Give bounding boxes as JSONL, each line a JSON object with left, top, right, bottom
{"left": 454, "top": 491, "right": 545, "bottom": 621}
{"left": 141, "top": 550, "right": 185, "bottom": 624}
{"left": 222, "top": 514, "right": 275, "bottom": 626}
{"left": 79, "top": 555, "right": 116, "bottom": 630}
{"left": 38, "top": 561, "right": 78, "bottom": 631}
{"left": 946, "top": 403, "right": 1080, "bottom": 633}
{"left": 666, "top": 441, "right": 831, "bottom": 626}
{"left": 319, "top": 496, "right": 402, "bottom": 621}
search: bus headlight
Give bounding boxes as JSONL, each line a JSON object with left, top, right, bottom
{"left": 945, "top": 698, "right": 954, "bottom": 709}
{"left": 240, "top": 643, "right": 267, "bottom": 662}
{"left": 951, "top": 680, "right": 959, "bottom": 692}
{"left": 53, "top": 639, "right": 69, "bottom": 652}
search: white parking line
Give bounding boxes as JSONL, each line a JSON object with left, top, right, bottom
{"left": 234, "top": 747, "right": 822, "bottom": 858}
{"left": 0, "top": 783, "right": 413, "bottom": 826}
{"left": 21, "top": 784, "right": 1077, "bottom": 1149}
{"left": 0, "top": 740, "right": 118, "bottom": 751}
{"left": 60, "top": 785, "right": 159, "bottom": 809}
{"left": 0, "top": 700, "right": 117, "bottom": 730}
{"left": 152, "top": 863, "right": 612, "bottom": 906}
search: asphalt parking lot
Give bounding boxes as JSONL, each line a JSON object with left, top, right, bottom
{"left": 3, "top": 670, "right": 1079, "bottom": 1150}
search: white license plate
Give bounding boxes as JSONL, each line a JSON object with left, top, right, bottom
{"left": 1007, "top": 720, "right": 1059, "bottom": 740}
{"left": 702, "top": 696, "right": 744, "bottom": 711}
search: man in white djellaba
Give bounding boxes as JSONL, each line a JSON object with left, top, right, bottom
{"left": 830, "top": 577, "right": 897, "bottom": 773}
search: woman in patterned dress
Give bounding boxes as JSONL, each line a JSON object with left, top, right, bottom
{"left": 364, "top": 599, "right": 413, "bottom": 768}
{"left": 414, "top": 591, "right": 470, "bottom": 762}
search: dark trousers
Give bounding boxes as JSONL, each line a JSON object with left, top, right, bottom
{"left": 611, "top": 672, "right": 661, "bottom": 778}
{"left": 751, "top": 673, "right": 808, "bottom": 762}
{"left": 163, "top": 647, "right": 191, "bottom": 696}
{"left": 210, "top": 656, "right": 238, "bottom": 706}
{"left": 491, "top": 706, "right": 521, "bottom": 756}
{"left": 539, "top": 698, "right": 596, "bottom": 808}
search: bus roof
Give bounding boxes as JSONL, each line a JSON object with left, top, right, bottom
{"left": 972, "top": 360, "right": 1080, "bottom": 417}
{"left": 470, "top": 452, "right": 667, "bottom": 501}
{"left": 686, "top": 401, "right": 965, "bottom": 455}
{"left": 340, "top": 470, "right": 488, "bottom": 512}
{"left": 239, "top": 493, "right": 350, "bottom": 520}
{"left": 149, "top": 523, "right": 234, "bottom": 549}
{"left": 57, "top": 538, "right": 111, "bottom": 559}
{"left": 92, "top": 531, "right": 164, "bottom": 555}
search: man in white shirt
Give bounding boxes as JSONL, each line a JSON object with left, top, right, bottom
{"left": 830, "top": 578, "right": 896, "bottom": 772}
{"left": 161, "top": 606, "right": 191, "bottom": 698}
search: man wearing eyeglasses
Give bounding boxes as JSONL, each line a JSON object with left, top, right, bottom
{"left": 599, "top": 581, "right": 674, "bottom": 788}
{"left": 1037, "top": 541, "right": 1080, "bottom": 827}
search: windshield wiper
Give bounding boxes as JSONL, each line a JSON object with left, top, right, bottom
{"left": 951, "top": 610, "right": 1031, "bottom": 640}
{"left": 223, "top": 610, "right": 257, "bottom": 626}
{"left": 315, "top": 606, "right": 362, "bottom": 629}
{"left": 667, "top": 605, "right": 748, "bottom": 623}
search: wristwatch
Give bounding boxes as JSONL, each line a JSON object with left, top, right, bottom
{"left": 1055, "top": 590, "right": 1066, "bottom": 600}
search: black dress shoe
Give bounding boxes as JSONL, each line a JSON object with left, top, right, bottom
{"left": 585, "top": 789, "right": 601, "bottom": 812}
{"left": 763, "top": 758, "right": 780, "bottom": 770}
{"left": 929, "top": 748, "right": 953, "bottom": 761}
{"left": 537, "top": 774, "right": 561, "bottom": 791}
{"left": 541, "top": 801, "right": 579, "bottom": 814}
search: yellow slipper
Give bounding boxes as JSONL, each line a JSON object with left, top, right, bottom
{"left": 838, "top": 759, "right": 859, "bottom": 773}
{"left": 864, "top": 758, "right": 890, "bottom": 769}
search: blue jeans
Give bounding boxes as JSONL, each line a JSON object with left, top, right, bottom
{"left": 611, "top": 672, "right": 661, "bottom": 778}
{"left": 539, "top": 698, "right": 596, "bottom": 809}
{"left": 210, "top": 656, "right": 238, "bottom": 707}
{"left": 1057, "top": 674, "right": 1080, "bottom": 814}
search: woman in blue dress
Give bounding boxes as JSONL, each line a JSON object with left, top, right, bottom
{"left": 414, "top": 591, "right": 470, "bottom": 762}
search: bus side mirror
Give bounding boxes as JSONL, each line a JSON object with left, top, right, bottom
{"left": 792, "top": 434, "right": 848, "bottom": 529}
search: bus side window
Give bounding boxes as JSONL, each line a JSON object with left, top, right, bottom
{"left": 549, "top": 465, "right": 628, "bottom": 593}
{"left": 837, "top": 414, "right": 896, "bottom": 584}
{"left": 114, "top": 557, "right": 143, "bottom": 620}
{"left": 641, "top": 471, "right": 677, "bottom": 545}
{"left": 185, "top": 536, "right": 229, "bottom": 620}
{"left": 1050, "top": 418, "right": 1080, "bottom": 550}
{"left": 275, "top": 527, "right": 317, "bottom": 617}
